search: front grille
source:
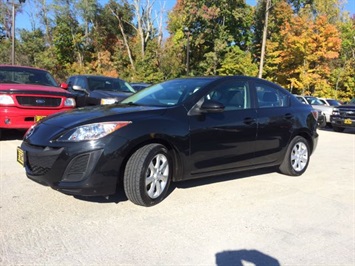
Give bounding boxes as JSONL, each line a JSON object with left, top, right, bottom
{"left": 339, "top": 109, "right": 355, "bottom": 119}
{"left": 16, "top": 96, "right": 62, "bottom": 107}
{"left": 27, "top": 154, "right": 58, "bottom": 176}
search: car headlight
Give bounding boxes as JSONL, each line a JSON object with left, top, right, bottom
{"left": 101, "top": 98, "right": 118, "bottom": 105}
{"left": 64, "top": 98, "right": 76, "bottom": 107}
{"left": 57, "top": 121, "right": 132, "bottom": 142}
{"left": 0, "top": 95, "right": 15, "bottom": 105}
{"left": 332, "top": 108, "right": 339, "bottom": 115}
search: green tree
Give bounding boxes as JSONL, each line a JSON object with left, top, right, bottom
{"left": 18, "top": 29, "right": 46, "bottom": 66}
{"left": 168, "top": 0, "right": 254, "bottom": 75}
{"left": 330, "top": 16, "right": 355, "bottom": 101}
{"left": 218, "top": 45, "right": 258, "bottom": 76}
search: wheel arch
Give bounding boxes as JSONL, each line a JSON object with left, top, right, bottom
{"left": 293, "top": 130, "right": 315, "bottom": 155}
{"left": 118, "top": 135, "right": 184, "bottom": 185}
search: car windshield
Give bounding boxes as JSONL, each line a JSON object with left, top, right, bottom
{"left": 0, "top": 66, "right": 58, "bottom": 86}
{"left": 87, "top": 77, "right": 135, "bottom": 93}
{"left": 305, "top": 96, "right": 324, "bottom": 105}
{"left": 121, "top": 78, "right": 215, "bottom": 107}
{"left": 326, "top": 99, "right": 341, "bottom": 106}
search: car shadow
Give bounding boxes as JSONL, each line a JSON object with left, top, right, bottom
{"left": 319, "top": 125, "right": 355, "bottom": 134}
{"left": 1, "top": 129, "right": 26, "bottom": 140}
{"left": 73, "top": 167, "right": 277, "bottom": 205}
{"left": 171, "top": 167, "right": 277, "bottom": 191}
{"left": 73, "top": 185, "right": 128, "bottom": 204}
{"left": 216, "top": 249, "right": 280, "bottom": 266}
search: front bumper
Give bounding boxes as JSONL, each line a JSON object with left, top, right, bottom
{"left": 0, "top": 106, "right": 72, "bottom": 129}
{"left": 330, "top": 116, "right": 355, "bottom": 128}
{"left": 20, "top": 138, "right": 127, "bottom": 196}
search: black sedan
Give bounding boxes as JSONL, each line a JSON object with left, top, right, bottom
{"left": 18, "top": 76, "right": 319, "bottom": 207}
{"left": 64, "top": 75, "right": 136, "bottom": 107}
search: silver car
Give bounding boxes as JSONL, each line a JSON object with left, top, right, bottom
{"left": 295, "top": 95, "right": 333, "bottom": 127}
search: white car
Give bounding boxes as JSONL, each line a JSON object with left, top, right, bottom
{"left": 295, "top": 95, "right": 333, "bottom": 127}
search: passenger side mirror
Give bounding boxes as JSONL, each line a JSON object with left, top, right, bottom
{"left": 60, "top": 83, "right": 68, "bottom": 90}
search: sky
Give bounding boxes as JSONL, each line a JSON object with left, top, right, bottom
{"left": 13, "top": 0, "right": 355, "bottom": 34}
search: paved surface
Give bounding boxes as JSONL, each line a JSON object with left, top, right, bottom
{"left": 0, "top": 128, "right": 354, "bottom": 266}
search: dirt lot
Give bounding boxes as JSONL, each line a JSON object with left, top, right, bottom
{"left": 0, "top": 128, "right": 354, "bottom": 266}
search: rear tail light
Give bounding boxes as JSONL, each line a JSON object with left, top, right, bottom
{"left": 311, "top": 110, "right": 319, "bottom": 121}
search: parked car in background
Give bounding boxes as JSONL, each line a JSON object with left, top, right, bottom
{"left": 330, "top": 103, "right": 355, "bottom": 132}
{"left": 0, "top": 65, "right": 75, "bottom": 139}
{"left": 18, "top": 76, "right": 319, "bottom": 207}
{"left": 295, "top": 95, "right": 333, "bottom": 127}
{"left": 318, "top": 98, "right": 342, "bottom": 106}
{"left": 65, "top": 75, "right": 136, "bottom": 107}
{"left": 130, "top": 82, "right": 151, "bottom": 91}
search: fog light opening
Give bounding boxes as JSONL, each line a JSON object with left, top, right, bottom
{"left": 4, "top": 118, "right": 11, "bottom": 125}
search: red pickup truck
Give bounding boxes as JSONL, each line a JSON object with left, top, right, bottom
{"left": 0, "top": 65, "right": 76, "bottom": 139}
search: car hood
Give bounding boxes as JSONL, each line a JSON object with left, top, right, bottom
{"left": 89, "top": 90, "right": 133, "bottom": 99}
{"left": 0, "top": 83, "right": 69, "bottom": 94}
{"left": 311, "top": 104, "right": 333, "bottom": 113}
{"left": 335, "top": 104, "right": 355, "bottom": 109}
{"left": 40, "top": 104, "right": 167, "bottom": 130}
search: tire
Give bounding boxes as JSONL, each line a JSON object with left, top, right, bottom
{"left": 124, "top": 144, "right": 172, "bottom": 207}
{"left": 332, "top": 126, "right": 345, "bottom": 132}
{"left": 279, "top": 136, "right": 310, "bottom": 176}
{"left": 318, "top": 118, "right": 326, "bottom": 128}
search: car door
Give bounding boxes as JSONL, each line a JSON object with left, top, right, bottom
{"left": 187, "top": 78, "right": 258, "bottom": 175}
{"left": 252, "top": 80, "right": 294, "bottom": 166}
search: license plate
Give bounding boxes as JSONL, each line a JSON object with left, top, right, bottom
{"left": 34, "top": 116, "right": 46, "bottom": 122}
{"left": 344, "top": 119, "right": 352, "bottom": 125}
{"left": 17, "top": 147, "right": 25, "bottom": 166}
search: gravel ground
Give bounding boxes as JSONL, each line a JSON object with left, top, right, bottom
{"left": 0, "top": 128, "right": 354, "bottom": 266}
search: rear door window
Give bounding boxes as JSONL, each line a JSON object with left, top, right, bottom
{"left": 255, "top": 82, "right": 289, "bottom": 108}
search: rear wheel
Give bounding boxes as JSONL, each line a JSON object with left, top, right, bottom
{"left": 124, "top": 144, "right": 172, "bottom": 207}
{"left": 279, "top": 136, "right": 310, "bottom": 176}
{"left": 332, "top": 126, "right": 345, "bottom": 132}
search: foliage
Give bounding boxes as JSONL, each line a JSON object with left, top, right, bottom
{"left": 218, "top": 45, "right": 258, "bottom": 76}
{"left": 265, "top": 5, "right": 342, "bottom": 97}
{"left": 168, "top": 0, "right": 254, "bottom": 76}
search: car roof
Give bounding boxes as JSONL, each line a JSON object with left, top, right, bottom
{"left": 0, "top": 65, "right": 48, "bottom": 72}
{"left": 70, "top": 74, "right": 121, "bottom": 79}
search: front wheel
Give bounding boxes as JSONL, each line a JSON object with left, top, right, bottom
{"left": 279, "top": 136, "right": 310, "bottom": 176}
{"left": 124, "top": 144, "right": 172, "bottom": 207}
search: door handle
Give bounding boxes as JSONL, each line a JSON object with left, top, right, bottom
{"left": 284, "top": 113, "right": 294, "bottom": 119}
{"left": 243, "top": 117, "right": 255, "bottom": 124}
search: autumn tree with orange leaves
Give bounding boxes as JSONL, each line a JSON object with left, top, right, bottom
{"left": 274, "top": 8, "right": 341, "bottom": 96}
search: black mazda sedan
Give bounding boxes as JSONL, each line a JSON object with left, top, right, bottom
{"left": 18, "top": 76, "right": 319, "bottom": 207}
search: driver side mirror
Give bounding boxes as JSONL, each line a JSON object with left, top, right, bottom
{"left": 200, "top": 100, "right": 225, "bottom": 113}
{"left": 72, "top": 85, "right": 89, "bottom": 95}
